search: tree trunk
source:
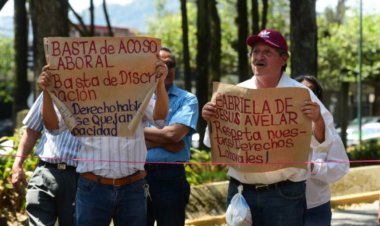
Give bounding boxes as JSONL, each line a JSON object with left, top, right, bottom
{"left": 209, "top": 0, "right": 221, "bottom": 83}
{"left": 373, "top": 80, "right": 380, "bottom": 116}
{"left": 196, "top": 0, "right": 210, "bottom": 148}
{"left": 102, "top": 0, "right": 114, "bottom": 36}
{"left": 68, "top": 2, "right": 90, "bottom": 36}
{"left": 13, "top": 0, "right": 29, "bottom": 124}
{"left": 237, "top": 0, "right": 249, "bottom": 82}
{"left": 340, "top": 81, "right": 349, "bottom": 147}
{"left": 90, "top": 0, "right": 95, "bottom": 36}
{"left": 180, "top": 0, "right": 192, "bottom": 92}
{"left": 30, "top": 0, "right": 69, "bottom": 95}
{"left": 261, "top": 0, "right": 268, "bottom": 30}
{"left": 251, "top": 0, "right": 259, "bottom": 35}
{"left": 290, "top": 0, "right": 317, "bottom": 77}
{"left": 335, "top": 0, "right": 347, "bottom": 24}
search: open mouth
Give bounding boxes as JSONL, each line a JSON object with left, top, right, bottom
{"left": 254, "top": 62, "right": 266, "bottom": 67}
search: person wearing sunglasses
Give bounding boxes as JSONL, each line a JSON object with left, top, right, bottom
{"left": 144, "top": 47, "right": 199, "bottom": 226}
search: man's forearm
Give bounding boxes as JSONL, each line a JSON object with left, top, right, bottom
{"left": 313, "top": 117, "right": 325, "bottom": 143}
{"left": 145, "top": 124, "right": 189, "bottom": 144}
{"left": 42, "top": 91, "right": 60, "bottom": 130}
{"left": 145, "top": 139, "right": 185, "bottom": 152}
{"left": 153, "top": 81, "right": 168, "bottom": 120}
{"left": 13, "top": 128, "right": 40, "bottom": 167}
{"left": 145, "top": 127, "right": 173, "bottom": 144}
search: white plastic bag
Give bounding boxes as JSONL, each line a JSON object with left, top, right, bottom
{"left": 225, "top": 185, "right": 252, "bottom": 226}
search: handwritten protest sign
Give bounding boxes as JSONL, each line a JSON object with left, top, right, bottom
{"left": 43, "top": 37, "right": 165, "bottom": 137}
{"left": 209, "top": 82, "right": 312, "bottom": 172}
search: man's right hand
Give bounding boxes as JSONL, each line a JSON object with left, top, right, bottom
{"left": 37, "top": 65, "right": 52, "bottom": 91}
{"left": 11, "top": 128, "right": 41, "bottom": 196}
{"left": 202, "top": 102, "right": 217, "bottom": 121}
{"left": 11, "top": 163, "right": 27, "bottom": 196}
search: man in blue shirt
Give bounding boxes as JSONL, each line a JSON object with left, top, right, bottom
{"left": 144, "top": 47, "right": 199, "bottom": 226}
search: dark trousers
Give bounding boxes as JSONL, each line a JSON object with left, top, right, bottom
{"left": 26, "top": 164, "right": 78, "bottom": 226}
{"left": 76, "top": 177, "right": 147, "bottom": 226}
{"left": 305, "top": 201, "right": 332, "bottom": 226}
{"left": 145, "top": 164, "right": 190, "bottom": 226}
{"left": 227, "top": 177, "right": 306, "bottom": 226}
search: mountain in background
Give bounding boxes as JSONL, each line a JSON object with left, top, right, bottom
{"left": 0, "top": 0, "right": 179, "bottom": 37}
{"left": 0, "top": 16, "right": 13, "bottom": 37}
{"left": 77, "top": 1, "right": 157, "bottom": 33}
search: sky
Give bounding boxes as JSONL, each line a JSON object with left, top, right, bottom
{"left": 66, "top": 0, "right": 133, "bottom": 13}
{"left": 0, "top": 0, "right": 379, "bottom": 17}
{"left": 0, "top": 0, "right": 132, "bottom": 17}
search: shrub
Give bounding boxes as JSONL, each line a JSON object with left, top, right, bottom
{"left": 186, "top": 148, "right": 228, "bottom": 185}
{"left": 347, "top": 139, "right": 380, "bottom": 167}
{"left": 0, "top": 37, "right": 15, "bottom": 104}
{"left": 0, "top": 128, "right": 38, "bottom": 222}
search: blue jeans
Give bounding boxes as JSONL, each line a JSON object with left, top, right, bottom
{"left": 26, "top": 164, "right": 78, "bottom": 226}
{"left": 75, "top": 176, "right": 147, "bottom": 226}
{"left": 145, "top": 165, "right": 190, "bottom": 226}
{"left": 305, "top": 201, "right": 332, "bottom": 226}
{"left": 227, "top": 178, "right": 306, "bottom": 226}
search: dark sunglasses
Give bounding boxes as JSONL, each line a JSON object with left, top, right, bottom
{"left": 165, "top": 61, "right": 175, "bottom": 69}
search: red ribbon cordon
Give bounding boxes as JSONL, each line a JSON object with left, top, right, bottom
{"left": 1, "top": 154, "right": 378, "bottom": 165}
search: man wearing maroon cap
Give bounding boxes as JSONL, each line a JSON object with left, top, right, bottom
{"left": 202, "top": 29, "right": 339, "bottom": 225}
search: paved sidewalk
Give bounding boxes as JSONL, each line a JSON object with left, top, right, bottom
{"left": 185, "top": 200, "right": 380, "bottom": 226}
{"left": 185, "top": 166, "right": 380, "bottom": 225}
{"left": 332, "top": 200, "right": 379, "bottom": 226}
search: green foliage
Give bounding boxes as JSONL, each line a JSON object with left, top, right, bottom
{"left": 218, "top": 0, "right": 239, "bottom": 76}
{"left": 317, "top": 13, "right": 380, "bottom": 90}
{"left": 0, "top": 37, "right": 15, "bottom": 103}
{"left": 147, "top": 1, "right": 241, "bottom": 78}
{"left": 146, "top": 0, "right": 291, "bottom": 80}
{"left": 347, "top": 139, "right": 380, "bottom": 167}
{"left": 186, "top": 148, "right": 228, "bottom": 185}
{"left": 266, "top": 0, "right": 289, "bottom": 33}
{"left": 146, "top": 1, "right": 197, "bottom": 73}
{"left": 0, "top": 127, "right": 38, "bottom": 221}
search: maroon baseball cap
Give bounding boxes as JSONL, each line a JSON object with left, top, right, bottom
{"left": 246, "top": 29, "right": 288, "bottom": 52}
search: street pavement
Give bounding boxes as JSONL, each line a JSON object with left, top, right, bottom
{"left": 184, "top": 201, "right": 380, "bottom": 226}
{"left": 332, "top": 200, "right": 379, "bottom": 226}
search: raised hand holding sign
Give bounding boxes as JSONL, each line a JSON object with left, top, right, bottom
{"left": 209, "top": 82, "right": 312, "bottom": 172}
{"left": 43, "top": 37, "right": 164, "bottom": 137}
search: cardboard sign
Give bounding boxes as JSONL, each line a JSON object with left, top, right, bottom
{"left": 43, "top": 37, "right": 166, "bottom": 137}
{"left": 209, "top": 82, "right": 312, "bottom": 172}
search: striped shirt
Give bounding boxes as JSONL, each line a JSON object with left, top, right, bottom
{"left": 23, "top": 94, "right": 80, "bottom": 167}
{"left": 53, "top": 98, "right": 162, "bottom": 178}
